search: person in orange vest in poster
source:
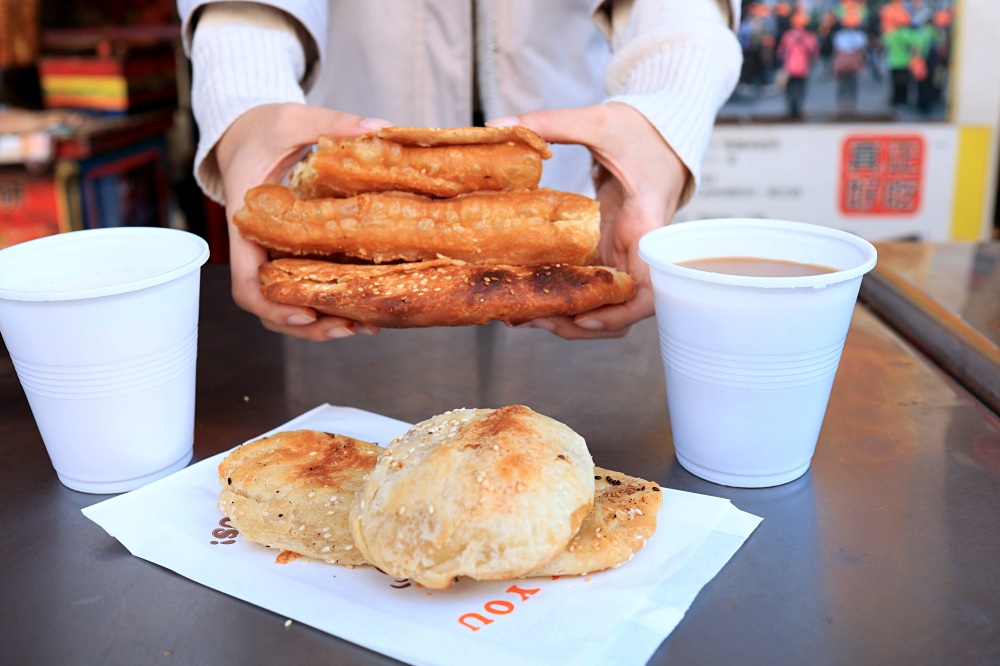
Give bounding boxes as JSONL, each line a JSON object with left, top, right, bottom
{"left": 776, "top": 11, "right": 818, "bottom": 118}
{"left": 834, "top": 0, "right": 869, "bottom": 28}
{"left": 880, "top": 0, "right": 911, "bottom": 35}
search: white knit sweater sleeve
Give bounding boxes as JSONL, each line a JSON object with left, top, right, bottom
{"left": 181, "top": 1, "right": 322, "bottom": 204}
{"left": 595, "top": 0, "right": 742, "bottom": 206}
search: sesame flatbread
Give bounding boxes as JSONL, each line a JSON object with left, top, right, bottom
{"left": 529, "top": 467, "right": 663, "bottom": 577}
{"left": 218, "top": 430, "right": 380, "bottom": 565}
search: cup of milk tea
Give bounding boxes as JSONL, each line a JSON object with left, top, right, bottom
{"left": 638, "top": 218, "right": 877, "bottom": 488}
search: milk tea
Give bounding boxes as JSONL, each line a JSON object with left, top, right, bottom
{"left": 678, "top": 256, "right": 837, "bottom": 277}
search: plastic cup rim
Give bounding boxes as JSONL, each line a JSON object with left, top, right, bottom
{"left": 0, "top": 227, "right": 210, "bottom": 302}
{"left": 638, "top": 218, "right": 878, "bottom": 289}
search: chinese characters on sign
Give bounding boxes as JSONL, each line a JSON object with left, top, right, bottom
{"left": 841, "top": 135, "right": 924, "bottom": 215}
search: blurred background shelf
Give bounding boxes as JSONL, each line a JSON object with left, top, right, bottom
{"left": 0, "top": 1, "right": 227, "bottom": 261}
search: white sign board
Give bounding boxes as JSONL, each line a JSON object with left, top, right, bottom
{"left": 679, "top": 124, "right": 959, "bottom": 242}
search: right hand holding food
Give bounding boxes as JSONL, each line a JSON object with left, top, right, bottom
{"left": 214, "top": 103, "right": 391, "bottom": 340}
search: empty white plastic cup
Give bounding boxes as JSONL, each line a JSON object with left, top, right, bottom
{"left": 638, "top": 219, "right": 877, "bottom": 488}
{"left": 0, "top": 227, "right": 210, "bottom": 493}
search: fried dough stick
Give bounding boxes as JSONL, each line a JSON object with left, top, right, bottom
{"left": 234, "top": 184, "right": 601, "bottom": 266}
{"left": 290, "top": 126, "right": 553, "bottom": 199}
{"left": 258, "top": 257, "right": 637, "bottom": 328}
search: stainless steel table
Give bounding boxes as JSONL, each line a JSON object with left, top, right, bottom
{"left": 861, "top": 241, "right": 1000, "bottom": 412}
{"left": 2, "top": 265, "right": 998, "bottom": 665}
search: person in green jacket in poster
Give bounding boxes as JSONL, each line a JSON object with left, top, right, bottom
{"left": 882, "top": 22, "right": 913, "bottom": 109}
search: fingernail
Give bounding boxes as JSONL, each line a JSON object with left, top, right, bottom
{"left": 528, "top": 319, "right": 556, "bottom": 332}
{"left": 360, "top": 117, "right": 393, "bottom": 129}
{"left": 574, "top": 317, "right": 605, "bottom": 331}
{"left": 485, "top": 116, "right": 520, "bottom": 127}
{"left": 287, "top": 313, "right": 316, "bottom": 326}
{"left": 326, "top": 326, "right": 355, "bottom": 339}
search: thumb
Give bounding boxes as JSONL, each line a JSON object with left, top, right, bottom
{"left": 486, "top": 107, "right": 602, "bottom": 147}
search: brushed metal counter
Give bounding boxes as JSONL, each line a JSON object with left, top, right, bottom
{"left": 869, "top": 242, "right": 1000, "bottom": 345}
{"left": 2, "top": 265, "right": 998, "bottom": 665}
{"left": 861, "top": 241, "right": 1000, "bottom": 412}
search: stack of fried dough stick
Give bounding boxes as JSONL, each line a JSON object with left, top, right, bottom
{"left": 232, "top": 126, "right": 637, "bottom": 327}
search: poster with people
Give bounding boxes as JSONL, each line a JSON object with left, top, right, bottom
{"left": 722, "top": 0, "right": 954, "bottom": 122}
{"left": 682, "top": 0, "right": 1000, "bottom": 243}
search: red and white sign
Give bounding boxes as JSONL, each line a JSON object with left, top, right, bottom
{"left": 840, "top": 134, "right": 924, "bottom": 216}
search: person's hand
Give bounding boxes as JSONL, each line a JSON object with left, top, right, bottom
{"left": 488, "top": 102, "right": 689, "bottom": 340}
{"left": 214, "top": 102, "right": 391, "bottom": 340}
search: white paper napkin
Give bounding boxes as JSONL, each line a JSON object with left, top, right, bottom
{"left": 83, "top": 404, "right": 761, "bottom": 666}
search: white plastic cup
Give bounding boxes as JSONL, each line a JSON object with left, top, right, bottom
{"left": 0, "top": 227, "right": 210, "bottom": 493}
{"left": 638, "top": 219, "right": 877, "bottom": 488}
